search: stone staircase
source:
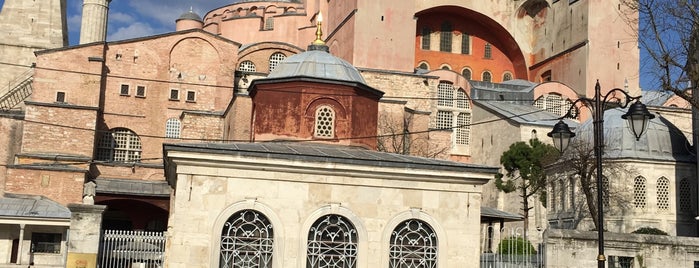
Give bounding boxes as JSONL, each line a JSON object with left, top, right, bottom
{"left": 0, "top": 69, "right": 34, "bottom": 111}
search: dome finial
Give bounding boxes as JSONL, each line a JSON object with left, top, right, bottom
{"left": 312, "top": 12, "right": 325, "bottom": 46}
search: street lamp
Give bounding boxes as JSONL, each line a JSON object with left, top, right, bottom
{"left": 547, "top": 80, "right": 655, "bottom": 268}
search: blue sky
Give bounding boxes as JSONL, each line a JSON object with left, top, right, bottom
{"left": 0, "top": 0, "right": 660, "bottom": 90}
{"left": 66, "top": 0, "right": 232, "bottom": 44}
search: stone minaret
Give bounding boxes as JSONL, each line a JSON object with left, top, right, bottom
{"left": 79, "top": 0, "right": 110, "bottom": 44}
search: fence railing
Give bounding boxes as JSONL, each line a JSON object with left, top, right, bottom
{"left": 480, "top": 226, "right": 545, "bottom": 268}
{"left": 99, "top": 230, "right": 165, "bottom": 268}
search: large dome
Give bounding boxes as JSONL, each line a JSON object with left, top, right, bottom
{"left": 266, "top": 50, "right": 367, "bottom": 84}
{"left": 574, "top": 108, "right": 693, "bottom": 162}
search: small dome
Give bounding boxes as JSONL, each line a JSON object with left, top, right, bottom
{"left": 266, "top": 50, "right": 367, "bottom": 84}
{"left": 177, "top": 10, "right": 203, "bottom": 23}
{"left": 575, "top": 108, "right": 693, "bottom": 162}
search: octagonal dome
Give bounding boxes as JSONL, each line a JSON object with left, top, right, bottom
{"left": 574, "top": 108, "right": 693, "bottom": 162}
{"left": 266, "top": 50, "right": 367, "bottom": 84}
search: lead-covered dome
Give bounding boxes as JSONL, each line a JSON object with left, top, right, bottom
{"left": 266, "top": 50, "right": 367, "bottom": 84}
{"left": 575, "top": 108, "right": 693, "bottom": 162}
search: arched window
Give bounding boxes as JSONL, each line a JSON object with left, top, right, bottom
{"left": 165, "top": 118, "right": 181, "bottom": 138}
{"left": 680, "top": 178, "right": 692, "bottom": 212}
{"left": 307, "top": 214, "right": 357, "bottom": 268}
{"left": 531, "top": 130, "right": 537, "bottom": 140}
{"left": 503, "top": 72, "right": 513, "bottom": 81}
{"left": 269, "top": 52, "right": 286, "bottom": 72}
{"left": 461, "top": 68, "right": 472, "bottom": 80}
{"left": 389, "top": 219, "right": 437, "bottom": 268}
{"left": 533, "top": 94, "right": 574, "bottom": 118}
{"left": 461, "top": 34, "right": 470, "bottom": 54}
{"left": 439, "top": 21, "right": 452, "bottom": 52}
{"left": 435, "top": 82, "right": 471, "bottom": 146}
{"left": 418, "top": 62, "right": 429, "bottom": 70}
{"left": 421, "top": 27, "right": 431, "bottom": 50}
{"left": 633, "top": 176, "right": 647, "bottom": 208}
{"left": 238, "top": 60, "right": 256, "bottom": 72}
{"left": 96, "top": 128, "right": 142, "bottom": 162}
{"left": 484, "top": 43, "right": 492, "bottom": 59}
{"left": 440, "top": 65, "right": 451, "bottom": 70}
{"left": 482, "top": 71, "right": 492, "bottom": 82}
{"left": 657, "top": 177, "right": 670, "bottom": 211}
{"left": 551, "top": 182, "right": 557, "bottom": 212}
{"left": 220, "top": 210, "right": 274, "bottom": 268}
{"left": 314, "top": 106, "right": 335, "bottom": 138}
{"left": 560, "top": 180, "right": 566, "bottom": 210}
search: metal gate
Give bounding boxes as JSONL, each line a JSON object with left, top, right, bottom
{"left": 99, "top": 230, "right": 166, "bottom": 268}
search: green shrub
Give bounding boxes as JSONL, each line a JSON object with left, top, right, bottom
{"left": 497, "top": 236, "right": 537, "bottom": 255}
{"left": 631, "top": 227, "right": 668, "bottom": 235}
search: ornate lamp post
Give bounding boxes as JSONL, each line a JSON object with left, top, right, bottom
{"left": 547, "top": 80, "right": 655, "bottom": 268}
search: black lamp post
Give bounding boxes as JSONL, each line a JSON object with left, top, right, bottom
{"left": 547, "top": 80, "right": 655, "bottom": 268}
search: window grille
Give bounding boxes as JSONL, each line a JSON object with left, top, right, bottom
{"left": 437, "top": 82, "right": 454, "bottom": 107}
{"left": 170, "top": 89, "right": 179, "bottom": 100}
{"left": 96, "top": 128, "right": 142, "bottom": 162}
{"left": 657, "top": 177, "right": 670, "bottom": 211}
{"left": 482, "top": 71, "right": 492, "bottom": 82}
{"left": 439, "top": 21, "right": 452, "bottom": 52}
{"left": 136, "top": 86, "right": 146, "bottom": 97}
{"left": 462, "top": 69, "right": 471, "bottom": 80}
{"left": 545, "top": 94, "right": 563, "bottom": 115}
{"left": 388, "top": 219, "right": 437, "bottom": 268}
{"left": 314, "top": 106, "right": 335, "bottom": 138}
{"left": 165, "top": 118, "right": 181, "bottom": 138}
{"left": 456, "top": 89, "right": 469, "bottom": 109}
{"left": 220, "top": 210, "right": 274, "bottom": 268}
{"left": 680, "top": 178, "right": 692, "bottom": 212}
{"left": 421, "top": 27, "right": 431, "bottom": 50}
{"left": 264, "top": 17, "right": 274, "bottom": 30}
{"left": 503, "top": 72, "right": 513, "bottom": 81}
{"left": 461, "top": 34, "right": 470, "bottom": 54}
{"left": 484, "top": 43, "right": 492, "bottom": 59}
{"left": 560, "top": 180, "right": 567, "bottom": 210}
{"left": 533, "top": 94, "right": 573, "bottom": 117}
{"left": 186, "top": 91, "right": 196, "bottom": 102}
{"left": 238, "top": 61, "right": 256, "bottom": 72}
{"left": 269, "top": 52, "right": 286, "bottom": 72}
{"left": 120, "top": 84, "right": 130, "bottom": 95}
{"left": 633, "top": 176, "right": 646, "bottom": 209}
{"left": 435, "top": 111, "right": 453, "bottom": 130}
{"left": 455, "top": 113, "right": 470, "bottom": 145}
{"left": 307, "top": 214, "right": 357, "bottom": 268}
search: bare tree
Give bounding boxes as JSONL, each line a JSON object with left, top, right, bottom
{"left": 376, "top": 112, "right": 450, "bottom": 158}
{"left": 622, "top": 0, "right": 699, "bottom": 108}
{"left": 548, "top": 139, "right": 635, "bottom": 231}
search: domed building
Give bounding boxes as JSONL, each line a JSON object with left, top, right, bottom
{"left": 547, "top": 108, "right": 696, "bottom": 236}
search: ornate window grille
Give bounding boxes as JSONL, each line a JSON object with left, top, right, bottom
{"left": 238, "top": 60, "right": 257, "bottom": 72}
{"left": 220, "top": 210, "right": 274, "bottom": 268}
{"left": 439, "top": 21, "right": 452, "bottom": 52}
{"left": 461, "top": 68, "right": 471, "bottom": 80}
{"left": 482, "top": 71, "right": 492, "bottom": 82}
{"left": 533, "top": 94, "right": 574, "bottom": 118}
{"left": 314, "top": 106, "right": 335, "bottom": 138}
{"left": 633, "top": 176, "right": 647, "bottom": 209}
{"left": 269, "top": 53, "right": 286, "bottom": 72}
{"left": 389, "top": 219, "right": 438, "bottom": 268}
{"left": 657, "top": 177, "right": 670, "bottom": 211}
{"left": 437, "top": 83, "right": 454, "bottom": 107}
{"left": 307, "top": 214, "right": 357, "bottom": 268}
{"left": 96, "top": 128, "right": 142, "bottom": 162}
{"left": 165, "top": 118, "right": 181, "bottom": 138}
{"left": 455, "top": 113, "right": 470, "bottom": 145}
{"left": 503, "top": 72, "right": 513, "bottom": 81}
{"left": 602, "top": 176, "right": 610, "bottom": 207}
{"left": 679, "top": 178, "right": 692, "bottom": 212}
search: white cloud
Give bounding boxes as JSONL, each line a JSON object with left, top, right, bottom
{"left": 109, "top": 12, "right": 136, "bottom": 24}
{"left": 107, "top": 22, "right": 160, "bottom": 41}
